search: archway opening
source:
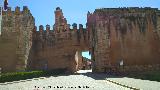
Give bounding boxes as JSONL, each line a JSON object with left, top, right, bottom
{"left": 81, "top": 51, "right": 92, "bottom": 70}
{"left": 75, "top": 51, "right": 92, "bottom": 72}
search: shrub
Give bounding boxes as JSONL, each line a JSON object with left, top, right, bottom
{"left": 0, "top": 68, "right": 67, "bottom": 83}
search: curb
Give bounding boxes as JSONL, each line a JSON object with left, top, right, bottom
{"left": 106, "top": 79, "right": 140, "bottom": 90}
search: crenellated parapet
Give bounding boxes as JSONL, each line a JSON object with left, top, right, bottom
{"left": 2, "top": 6, "right": 34, "bottom": 33}
{"left": 88, "top": 7, "right": 160, "bottom": 36}
{"left": 33, "top": 23, "right": 88, "bottom": 44}
{"left": 32, "top": 6, "right": 89, "bottom": 45}
{"left": 2, "top": 6, "right": 31, "bottom": 16}
{"left": 1, "top": 6, "right": 34, "bottom": 39}
{"left": 94, "top": 7, "right": 159, "bottom": 14}
{"left": 1, "top": 6, "right": 160, "bottom": 73}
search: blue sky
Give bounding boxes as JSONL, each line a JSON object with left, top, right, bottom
{"left": 1, "top": 0, "right": 160, "bottom": 59}
{"left": 82, "top": 51, "right": 91, "bottom": 59}
{"left": 3, "top": 0, "right": 160, "bottom": 27}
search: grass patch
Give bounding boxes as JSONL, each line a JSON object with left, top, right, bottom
{"left": 0, "top": 68, "right": 67, "bottom": 83}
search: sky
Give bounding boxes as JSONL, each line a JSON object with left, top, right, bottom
{"left": 82, "top": 51, "right": 91, "bottom": 59}
{"left": 2, "top": 0, "right": 160, "bottom": 27}
{"left": 1, "top": 0, "right": 160, "bottom": 59}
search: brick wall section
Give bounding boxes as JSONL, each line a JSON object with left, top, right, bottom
{"left": 87, "top": 7, "right": 160, "bottom": 72}
{"left": 27, "top": 7, "right": 89, "bottom": 73}
{"left": 28, "top": 25, "right": 89, "bottom": 73}
{"left": 0, "top": 6, "right": 35, "bottom": 72}
{"left": 0, "top": 7, "right": 89, "bottom": 73}
{"left": 1, "top": 7, "right": 160, "bottom": 73}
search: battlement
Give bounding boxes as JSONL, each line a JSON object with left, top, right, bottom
{"left": 33, "top": 24, "right": 88, "bottom": 45}
{"left": 93, "top": 7, "right": 160, "bottom": 15}
{"left": 1, "top": 6, "right": 31, "bottom": 15}
{"left": 39, "top": 25, "right": 44, "bottom": 32}
{"left": 79, "top": 24, "right": 83, "bottom": 29}
{"left": 1, "top": 6, "right": 160, "bottom": 73}
{"left": 95, "top": 7, "right": 159, "bottom": 12}
{"left": 34, "top": 24, "right": 86, "bottom": 33}
{"left": 1, "top": 6, "right": 35, "bottom": 39}
{"left": 87, "top": 7, "right": 160, "bottom": 25}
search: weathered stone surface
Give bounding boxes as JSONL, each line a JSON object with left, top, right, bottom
{"left": 27, "top": 7, "right": 89, "bottom": 73}
{"left": 0, "top": 6, "right": 34, "bottom": 72}
{"left": 1, "top": 7, "right": 160, "bottom": 73}
{"left": 87, "top": 7, "right": 160, "bottom": 72}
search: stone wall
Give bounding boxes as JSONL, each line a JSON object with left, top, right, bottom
{"left": 1, "top": 6, "right": 160, "bottom": 73}
{"left": 27, "top": 7, "right": 89, "bottom": 73}
{"left": 28, "top": 25, "right": 89, "bottom": 73}
{"left": 87, "top": 7, "right": 160, "bottom": 72}
{"left": 0, "top": 6, "right": 35, "bottom": 72}
{"left": 0, "top": 7, "right": 89, "bottom": 73}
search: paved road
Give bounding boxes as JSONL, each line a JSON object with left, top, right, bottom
{"left": 107, "top": 77, "right": 160, "bottom": 90}
{"left": 0, "top": 70, "right": 129, "bottom": 90}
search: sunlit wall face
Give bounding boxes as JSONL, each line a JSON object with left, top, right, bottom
{"left": 82, "top": 51, "right": 91, "bottom": 59}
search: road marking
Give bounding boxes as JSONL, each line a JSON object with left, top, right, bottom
{"left": 106, "top": 79, "right": 140, "bottom": 90}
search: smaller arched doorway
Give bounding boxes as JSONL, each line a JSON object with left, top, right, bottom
{"left": 75, "top": 51, "right": 92, "bottom": 71}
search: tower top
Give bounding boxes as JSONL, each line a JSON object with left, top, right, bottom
{"left": 56, "top": 7, "right": 61, "bottom": 10}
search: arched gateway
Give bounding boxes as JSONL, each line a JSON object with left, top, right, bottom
{"left": 0, "top": 7, "right": 160, "bottom": 73}
{"left": 28, "top": 7, "right": 90, "bottom": 73}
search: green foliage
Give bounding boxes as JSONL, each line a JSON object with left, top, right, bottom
{"left": 0, "top": 68, "right": 67, "bottom": 83}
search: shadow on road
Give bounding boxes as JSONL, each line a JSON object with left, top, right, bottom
{"left": 77, "top": 70, "right": 160, "bottom": 82}
{"left": 77, "top": 70, "right": 122, "bottom": 80}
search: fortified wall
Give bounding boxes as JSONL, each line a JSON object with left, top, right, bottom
{"left": 26, "top": 7, "right": 90, "bottom": 73}
{"left": 0, "top": 6, "right": 160, "bottom": 73}
{"left": 0, "top": 7, "right": 89, "bottom": 73}
{"left": 0, "top": 6, "right": 35, "bottom": 72}
{"left": 87, "top": 7, "right": 160, "bottom": 72}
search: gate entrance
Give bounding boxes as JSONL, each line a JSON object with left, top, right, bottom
{"left": 75, "top": 51, "right": 91, "bottom": 71}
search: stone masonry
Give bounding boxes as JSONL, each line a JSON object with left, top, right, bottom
{"left": 27, "top": 7, "right": 89, "bottom": 73}
{"left": 87, "top": 7, "right": 160, "bottom": 72}
{"left": 0, "top": 7, "right": 160, "bottom": 73}
{"left": 0, "top": 6, "right": 35, "bottom": 72}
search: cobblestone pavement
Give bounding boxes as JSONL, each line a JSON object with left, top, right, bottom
{"left": 0, "top": 70, "right": 130, "bottom": 90}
